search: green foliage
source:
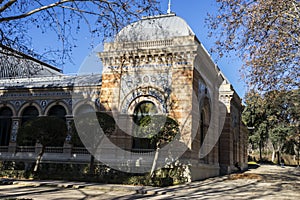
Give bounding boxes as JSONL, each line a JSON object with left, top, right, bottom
{"left": 17, "top": 116, "right": 67, "bottom": 146}
{"left": 0, "top": 161, "right": 32, "bottom": 179}
{"left": 124, "top": 164, "right": 188, "bottom": 187}
{"left": 265, "top": 90, "right": 299, "bottom": 152}
{"left": 95, "top": 112, "right": 116, "bottom": 135}
{"left": 242, "top": 91, "right": 268, "bottom": 150}
{"left": 0, "top": 161, "right": 188, "bottom": 186}
{"left": 136, "top": 115, "right": 180, "bottom": 148}
{"left": 71, "top": 112, "right": 116, "bottom": 147}
{"left": 69, "top": 120, "right": 84, "bottom": 147}
{"left": 243, "top": 89, "right": 299, "bottom": 159}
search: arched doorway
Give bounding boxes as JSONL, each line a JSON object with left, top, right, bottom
{"left": 19, "top": 106, "right": 39, "bottom": 146}
{"left": 48, "top": 105, "right": 67, "bottom": 121}
{"left": 132, "top": 101, "right": 158, "bottom": 150}
{"left": 72, "top": 104, "right": 96, "bottom": 147}
{"left": 0, "top": 107, "right": 13, "bottom": 146}
{"left": 21, "top": 106, "right": 39, "bottom": 125}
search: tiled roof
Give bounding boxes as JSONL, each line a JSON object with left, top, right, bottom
{"left": 0, "top": 45, "right": 62, "bottom": 79}
{"left": 0, "top": 74, "right": 102, "bottom": 89}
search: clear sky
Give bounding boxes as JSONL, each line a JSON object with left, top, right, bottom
{"left": 31, "top": 0, "right": 246, "bottom": 98}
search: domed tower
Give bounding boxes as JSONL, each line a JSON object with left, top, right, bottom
{"left": 98, "top": 13, "right": 225, "bottom": 180}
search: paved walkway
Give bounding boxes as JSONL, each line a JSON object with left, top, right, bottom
{"left": 161, "top": 165, "right": 300, "bottom": 199}
{"left": 0, "top": 165, "right": 299, "bottom": 199}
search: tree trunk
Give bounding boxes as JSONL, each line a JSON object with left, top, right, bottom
{"left": 34, "top": 145, "right": 45, "bottom": 173}
{"left": 259, "top": 140, "right": 263, "bottom": 162}
{"left": 271, "top": 150, "right": 276, "bottom": 162}
{"left": 150, "top": 147, "right": 160, "bottom": 177}
{"left": 90, "top": 155, "right": 95, "bottom": 174}
{"left": 277, "top": 151, "right": 280, "bottom": 165}
{"left": 297, "top": 143, "right": 300, "bottom": 167}
{"left": 293, "top": 142, "right": 299, "bottom": 167}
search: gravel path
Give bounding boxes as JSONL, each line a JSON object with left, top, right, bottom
{"left": 0, "top": 165, "right": 299, "bottom": 199}
{"left": 157, "top": 165, "right": 300, "bottom": 200}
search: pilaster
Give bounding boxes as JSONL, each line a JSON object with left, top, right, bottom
{"left": 8, "top": 117, "right": 21, "bottom": 153}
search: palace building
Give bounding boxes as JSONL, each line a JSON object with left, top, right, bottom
{"left": 0, "top": 13, "right": 248, "bottom": 181}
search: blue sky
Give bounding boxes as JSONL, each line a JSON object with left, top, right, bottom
{"left": 31, "top": 0, "right": 246, "bottom": 98}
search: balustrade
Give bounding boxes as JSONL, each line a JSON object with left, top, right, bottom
{"left": 0, "top": 146, "right": 8, "bottom": 152}
{"left": 123, "top": 39, "right": 173, "bottom": 49}
{"left": 71, "top": 147, "right": 90, "bottom": 154}
{"left": 16, "top": 146, "right": 35, "bottom": 152}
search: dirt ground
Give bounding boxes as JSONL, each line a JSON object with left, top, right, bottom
{"left": 157, "top": 164, "right": 300, "bottom": 199}
{"left": 0, "top": 164, "right": 299, "bottom": 199}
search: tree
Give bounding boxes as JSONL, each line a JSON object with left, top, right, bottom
{"left": 242, "top": 90, "right": 268, "bottom": 161}
{"left": 264, "top": 90, "right": 294, "bottom": 163}
{"left": 17, "top": 116, "right": 67, "bottom": 172}
{"left": 0, "top": 0, "right": 159, "bottom": 67}
{"left": 243, "top": 89, "right": 299, "bottom": 163}
{"left": 136, "top": 115, "right": 179, "bottom": 176}
{"left": 137, "top": 115, "right": 179, "bottom": 149}
{"left": 292, "top": 132, "right": 300, "bottom": 167}
{"left": 72, "top": 112, "right": 116, "bottom": 174}
{"left": 207, "top": 0, "right": 300, "bottom": 91}
{"left": 285, "top": 90, "right": 300, "bottom": 166}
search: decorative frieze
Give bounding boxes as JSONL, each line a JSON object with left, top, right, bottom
{"left": 121, "top": 87, "right": 168, "bottom": 114}
{"left": 121, "top": 73, "right": 171, "bottom": 95}
{"left": 10, "top": 119, "right": 19, "bottom": 142}
{"left": 1, "top": 91, "right": 72, "bottom": 98}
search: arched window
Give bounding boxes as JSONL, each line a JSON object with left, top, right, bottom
{"left": 133, "top": 101, "right": 157, "bottom": 120}
{"left": 48, "top": 105, "right": 67, "bottom": 120}
{"left": 72, "top": 104, "right": 99, "bottom": 148}
{"left": 18, "top": 106, "right": 39, "bottom": 146}
{"left": 0, "top": 107, "right": 13, "bottom": 146}
{"left": 21, "top": 106, "right": 38, "bottom": 125}
{"left": 199, "top": 96, "right": 211, "bottom": 146}
{"left": 132, "top": 101, "right": 158, "bottom": 150}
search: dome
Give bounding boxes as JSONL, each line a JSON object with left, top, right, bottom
{"left": 115, "top": 14, "right": 195, "bottom": 42}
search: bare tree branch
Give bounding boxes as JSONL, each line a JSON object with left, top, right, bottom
{"left": 0, "top": 0, "right": 17, "bottom": 13}
{"left": 0, "top": 0, "right": 76, "bottom": 22}
{"left": 0, "top": 0, "right": 160, "bottom": 70}
{"left": 207, "top": 0, "right": 300, "bottom": 92}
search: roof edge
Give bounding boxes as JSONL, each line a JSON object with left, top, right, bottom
{"left": 141, "top": 13, "right": 176, "bottom": 20}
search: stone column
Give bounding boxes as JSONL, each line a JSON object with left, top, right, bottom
{"left": 8, "top": 117, "right": 20, "bottom": 153}
{"left": 63, "top": 117, "right": 73, "bottom": 154}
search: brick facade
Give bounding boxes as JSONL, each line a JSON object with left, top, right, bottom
{"left": 0, "top": 14, "right": 248, "bottom": 181}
